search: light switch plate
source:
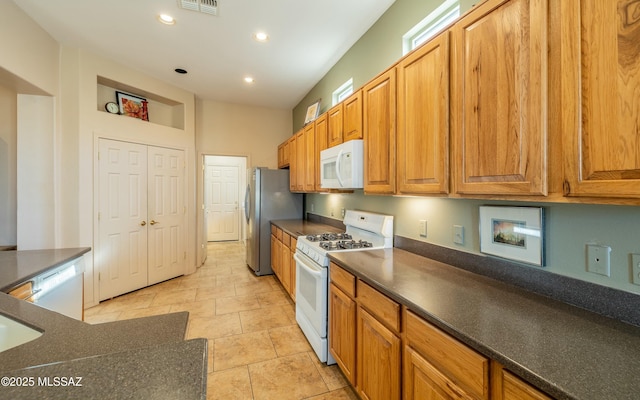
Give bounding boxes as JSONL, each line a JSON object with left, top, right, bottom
{"left": 586, "top": 244, "right": 611, "bottom": 277}
{"left": 419, "top": 220, "right": 427, "bottom": 238}
{"left": 453, "top": 225, "right": 464, "bottom": 245}
{"left": 631, "top": 254, "right": 640, "bottom": 285}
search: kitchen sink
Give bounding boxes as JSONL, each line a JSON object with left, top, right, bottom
{"left": 0, "top": 313, "right": 42, "bottom": 353}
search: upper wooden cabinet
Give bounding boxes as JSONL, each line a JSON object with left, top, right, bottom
{"left": 303, "top": 122, "right": 316, "bottom": 192}
{"left": 397, "top": 31, "right": 450, "bottom": 195}
{"left": 295, "top": 129, "right": 305, "bottom": 192}
{"left": 451, "top": 0, "right": 548, "bottom": 196}
{"left": 561, "top": 0, "right": 640, "bottom": 199}
{"left": 364, "top": 69, "right": 397, "bottom": 194}
{"left": 289, "top": 134, "right": 297, "bottom": 191}
{"left": 328, "top": 103, "right": 344, "bottom": 147}
{"left": 327, "top": 90, "right": 363, "bottom": 148}
{"left": 315, "top": 113, "right": 329, "bottom": 192}
{"left": 343, "top": 90, "right": 363, "bottom": 142}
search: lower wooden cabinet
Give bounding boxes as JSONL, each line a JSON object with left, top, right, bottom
{"left": 270, "top": 225, "right": 296, "bottom": 300}
{"left": 280, "top": 232, "right": 292, "bottom": 294}
{"left": 491, "top": 362, "right": 553, "bottom": 400}
{"left": 329, "top": 282, "right": 356, "bottom": 385}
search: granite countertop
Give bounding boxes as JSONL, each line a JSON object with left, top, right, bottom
{"left": 329, "top": 248, "right": 640, "bottom": 400}
{"left": 271, "top": 219, "right": 344, "bottom": 238}
{"left": 0, "top": 248, "right": 207, "bottom": 399}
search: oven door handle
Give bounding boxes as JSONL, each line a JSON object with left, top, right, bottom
{"left": 294, "top": 252, "right": 323, "bottom": 277}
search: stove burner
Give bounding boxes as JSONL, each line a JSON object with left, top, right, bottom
{"left": 306, "top": 232, "right": 352, "bottom": 242}
{"left": 317, "top": 239, "right": 373, "bottom": 251}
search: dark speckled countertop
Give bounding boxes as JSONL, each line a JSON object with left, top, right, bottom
{"left": 0, "top": 248, "right": 207, "bottom": 399}
{"left": 329, "top": 248, "right": 640, "bottom": 400}
{"left": 271, "top": 219, "right": 343, "bottom": 238}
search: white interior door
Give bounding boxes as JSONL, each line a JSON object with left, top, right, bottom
{"left": 97, "top": 139, "right": 148, "bottom": 300}
{"left": 147, "top": 146, "right": 186, "bottom": 285}
{"left": 205, "top": 164, "right": 240, "bottom": 241}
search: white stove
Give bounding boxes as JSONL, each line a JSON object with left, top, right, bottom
{"left": 296, "top": 210, "right": 394, "bottom": 267}
{"left": 294, "top": 210, "right": 394, "bottom": 365}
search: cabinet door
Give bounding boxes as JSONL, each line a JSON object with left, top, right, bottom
{"left": 561, "top": 0, "right": 640, "bottom": 198}
{"left": 343, "top": 90, "right": 363, "bottom": 142}
{"left": 328, "top": 103, "right": 344, "bottom": 147}
{"left": 281, "top": 236, "right": 291, "bottom": 294}
{"left": 451, "top": 0, "right": 548, "bottom": 196}
{"left": 290, "top": 237, "right": 297, "bottom": 300}
{"left": 315, "top": 114, "right": 329, "bottom": 192}
{"left": 289, "top": 135, "right": 297, "bottom": 191}
{"left": 357, "top": 307, "right": 401, "bottom": 400}
{"left": 491, "top": 362, "right": 553, "bottom": 400}
{"left": 397, "top": 32, "right": 450, "bottom": 195}
{"left": 329, "top": 283, "right": 357, "bottom": 385}
{"left": 296, "top": 130, "right": 305, "bottom": 192}
{"left": 271, "top": 234, "right": 280, "bottom": 279}
{"left": 278, "top": 143, "right": 285, "bottom": 168}
{"left": 405, "top": 346, "right": 474, "bottom": 400}
{"left": 283, "top": 139, "right": 290, "bottom": 167}
{"left": 363, "top": 69, "right": 397, "bottom": 194}
{"left": 304, "top": 123, "right": 316, "bottom": 192}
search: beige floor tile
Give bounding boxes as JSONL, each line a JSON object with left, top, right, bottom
{"left": 199, "top": 265, "right": 233, "bottom": 277}
{"left": 93, "top": 293, "right": 156, "bottom": 314}
{"left": 216, "top": 272, "right": 261, "bottom": 287}
{"left": 235, "top": 279, "right": 279, "bottom": 296}
{"left": 84, "top": 311, "right": 121, "bottom": 324}
{"left": 118, "top": 305, "right": 173, "bottom": 320}
{"left": 305, "top": 387, "right": 359, "bottom": 400}
{"left": 187, "top": 313, "right": 243, "bottom": 340}
{"left": 269, "top": 325, "right": 312, "bottom": 357}
{"left": 134, "top": 278, "right": 183, "bottom": 295}
{"left": 207, "top": 339, "right": 214, "bottom": 373}
{"left": 216, "top": 294, "right": 261, "bottom": 315}
{"left": 248, "top": 353, "right": 329, "bottom": 400}
{"left": 239, "top": 306, "right": 295, "bottom": 333}
{"left": 150, "top": 288, "right": 197, "bottom": 306}
{"left": 256, "top": 289, "right": 293, "bottom": 307}
{"left": 213, "top": 330, "right": 277, "bottom": 371}
{"left": 196, "top": 285, "right": 237, "bottom": 301}
{"left": 308, "top": 351, "right": 350, "bottom": 391}
{"left": 170, "top": 299, "right": 216, "bottom": 318}
{"left": 206, "top": 366, "right": 253, "bottom": 400}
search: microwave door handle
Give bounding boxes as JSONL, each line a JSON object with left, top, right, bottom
{"left": 335, "top": 149, "right": 345, "bottom": 187}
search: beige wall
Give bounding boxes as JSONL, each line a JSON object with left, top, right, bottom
{"left": 0, "top": 85, "right": 17, "bottom": 246}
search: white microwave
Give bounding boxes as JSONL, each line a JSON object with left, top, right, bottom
{"left": 320, "top": 139, "right": 364, "bottom": 189}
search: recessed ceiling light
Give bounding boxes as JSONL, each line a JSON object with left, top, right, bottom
{"left": 158, "top": 14, "right": 176, "bottom": 25}
{"left": 175, "top": 68, "right": 188, "bottom": 74}
{"left": 244, "top": 76, "right": 255, "bottom": 84}
{"left": 253, "top": 32, "right": 269, "bottom": 42}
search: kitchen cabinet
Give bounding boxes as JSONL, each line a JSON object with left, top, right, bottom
{"left": 363, "top": 68, "right": 397, "bottom": 194}
{"left": 315, "top": 113, "right": 329, "bottom": 192}
{"left": 289, "top": 134, "right": 297, "bottom": 191}
{"left": 405, "top": 310, "right": 489, "bottom": 400}
{"left": 270, "top": 224, "right": 296, "bottom": 300}
{"left": 343, "top": 90, "right": 363, "bottom": 142}
{"left": 451, "top": 0, "right": 548, "bottom": 196}
{"left": 491, "top": 362, "right": 553, "bottom": 400}
{"left": 329, "top": 263, "right": 357, "bottom": 385}
{"left": 295, "top": 129, "right": 305, "bottom": 192}
{"left": 304, "top": 122, "right": 316, "bottom": 192}
{"left": 560, "top": 0, "right": 640, "bottom": 199}
{"left": 328, "top": 103, "right": 344, "bottom": 147}
{"left": 356, "top": 280, "right": 401, "bottom": 400}
{"left": 277, "top": 138, "right": 291, "bottom": 169}
{"left": 397, "top": 31, "right": 450, "bottom": 195}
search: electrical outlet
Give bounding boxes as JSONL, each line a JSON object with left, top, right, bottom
{"left": 311, "top": 203, "right": 315, "bottom": 212}
{"left": 453, "top": 225, "right": 464, "bottom": 245}
{"left": 631, "top": 254, "right": 640, "bottom": 285}
{"left": 586, "top": 244, "right": 611, "bottom": 277}
{"left": 341, "top": 208, "right": 345, "bottom": 218}
{"left": 419, "top": 220, "right": 427, "bottom": 238}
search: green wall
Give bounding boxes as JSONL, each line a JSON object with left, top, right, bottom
{"left": 295, "top": 0, "right": 640, "bottom": 296}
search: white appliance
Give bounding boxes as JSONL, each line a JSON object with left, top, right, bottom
{"left": 294, "top": 210, "right": 393, "bottom": 364}
{"left": 320, "top": 140, "right": 364, "bottom": 189}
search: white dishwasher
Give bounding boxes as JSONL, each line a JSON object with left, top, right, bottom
{"left": 10, "top": 257, "right": 85, "bottom": 320}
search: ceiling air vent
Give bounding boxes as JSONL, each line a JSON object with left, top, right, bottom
{"left": 178, "top": 0, "right": 218, "bottom": 16}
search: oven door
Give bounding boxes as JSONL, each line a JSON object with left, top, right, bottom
{"left": 294, "top": 250, "right": 332, "bottom": 363}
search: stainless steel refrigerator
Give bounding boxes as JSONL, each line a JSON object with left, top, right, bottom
{"left": 245, "top": 167, "right": 303, "bottom": 275}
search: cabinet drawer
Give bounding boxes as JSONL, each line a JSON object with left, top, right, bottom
{"left": 291, "top": 237, "right": 297, "bottom": 249}
{"left": 8, "top": 281, "right": 34, "bottom": 302}
{"left": 271, "top": 225, "right": 277, "bottom": 236}
{"left": 276, "top": 227, "right": 283, "bottom": 241}
{"left": 357, "top": 280, "right": 400, "bottom": 332}
{"left": 330, "top": 262, "right": 356, "bottom": 297}
{"left": 406, "top": 310, "right": 489, "bottom": 400}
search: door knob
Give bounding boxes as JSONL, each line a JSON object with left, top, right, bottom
{"left": 140, "top": 221, "right": 147, "bottom": 226}
{"left": 150, "top": 220, "right": 158, "bottom": 225}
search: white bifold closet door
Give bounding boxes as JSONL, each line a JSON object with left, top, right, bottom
{"left": 98, "top": 138, "right": 186, "bottom": 301}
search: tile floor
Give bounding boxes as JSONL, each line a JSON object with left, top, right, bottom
{"left": 84, "top": 242, "right": 358, "bottom": 400}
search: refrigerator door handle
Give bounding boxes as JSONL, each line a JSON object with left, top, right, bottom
{"left": 244, "top": 184, "right": 250, "bottom": 223}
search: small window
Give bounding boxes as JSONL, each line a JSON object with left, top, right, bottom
{"left": 332, "top": 78, "right": 354, "bottom": 106}
{"left": 402, "top": 0, "right": 460, "bottom": 55}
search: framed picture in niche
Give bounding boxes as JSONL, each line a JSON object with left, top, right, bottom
{"left": 479, "top": 205, "right": 545, "bottom": 266}
{"left": 304, "top": 99, "right": 321, "bottom": 125}
{"left": 116, "top": 91, "right": 149, "bottom": 121}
